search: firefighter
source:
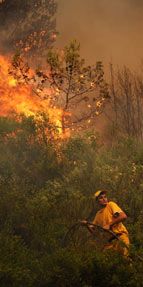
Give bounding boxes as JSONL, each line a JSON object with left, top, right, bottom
{"left": 82, "top": 190, "right": 130, "bottom": 256}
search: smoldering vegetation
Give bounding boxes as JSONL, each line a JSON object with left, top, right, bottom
{"left": 0, "top": 0, "right": 57, "bottom": 56}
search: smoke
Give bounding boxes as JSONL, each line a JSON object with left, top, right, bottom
{"left": 0, "top": 0, "right": 142, "bottom": 68}
{"left": 56, "top": 0, "right": 143, "bottom": 68}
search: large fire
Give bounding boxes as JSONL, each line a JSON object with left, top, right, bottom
{"left": 0, "top": 55, "right": 69, "bottom": 138}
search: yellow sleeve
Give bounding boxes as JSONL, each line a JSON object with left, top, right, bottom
{"left": 109, "top": 201, "right": 123, "bottom": 215}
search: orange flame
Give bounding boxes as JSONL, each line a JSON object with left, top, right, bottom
{"left": 0, "top": 55, "right": 70, "bottom": 138}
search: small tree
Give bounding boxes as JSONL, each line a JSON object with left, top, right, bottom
{"left": 9, "top": 41, "right": 109, "bottom": 134}
{"left": 46, "top": 40, "right": 109, "bottom": 131}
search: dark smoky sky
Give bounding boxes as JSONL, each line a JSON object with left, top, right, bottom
{"left": 56, "top": 0, "right": 143, "bottom": 69}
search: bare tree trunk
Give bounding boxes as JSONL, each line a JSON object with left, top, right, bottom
{"left": 109, "top": 63, "right": 118, "bottom": 127}
{"left": 135, "top": 78, "right": 143, "bottom": 140}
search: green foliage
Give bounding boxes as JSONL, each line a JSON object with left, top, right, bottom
{"left": 0, "top": 117, "right": 19, "bottom": 135}
{"left": 0, "top": 116, "right": 143, "bottom": 286}
{"left": 0, "top": 114, "right": 61, "bottom": 192}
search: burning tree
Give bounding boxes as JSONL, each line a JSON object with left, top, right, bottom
{"left": 0, "top": 0, "right": 57, "bottom": 57}
{"left": 45, "top": 40, "right": 110, "bottom": 131}
{"left": 0, "top": 41, "right": 109, "bottom": 138}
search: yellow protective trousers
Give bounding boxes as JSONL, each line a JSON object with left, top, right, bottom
{"left": 103, "top": 233, "right": 130, "bottom": 256}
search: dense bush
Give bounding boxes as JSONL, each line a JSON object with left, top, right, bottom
{"left": 0, "top": 115, "right": 143, "bottom": 286}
